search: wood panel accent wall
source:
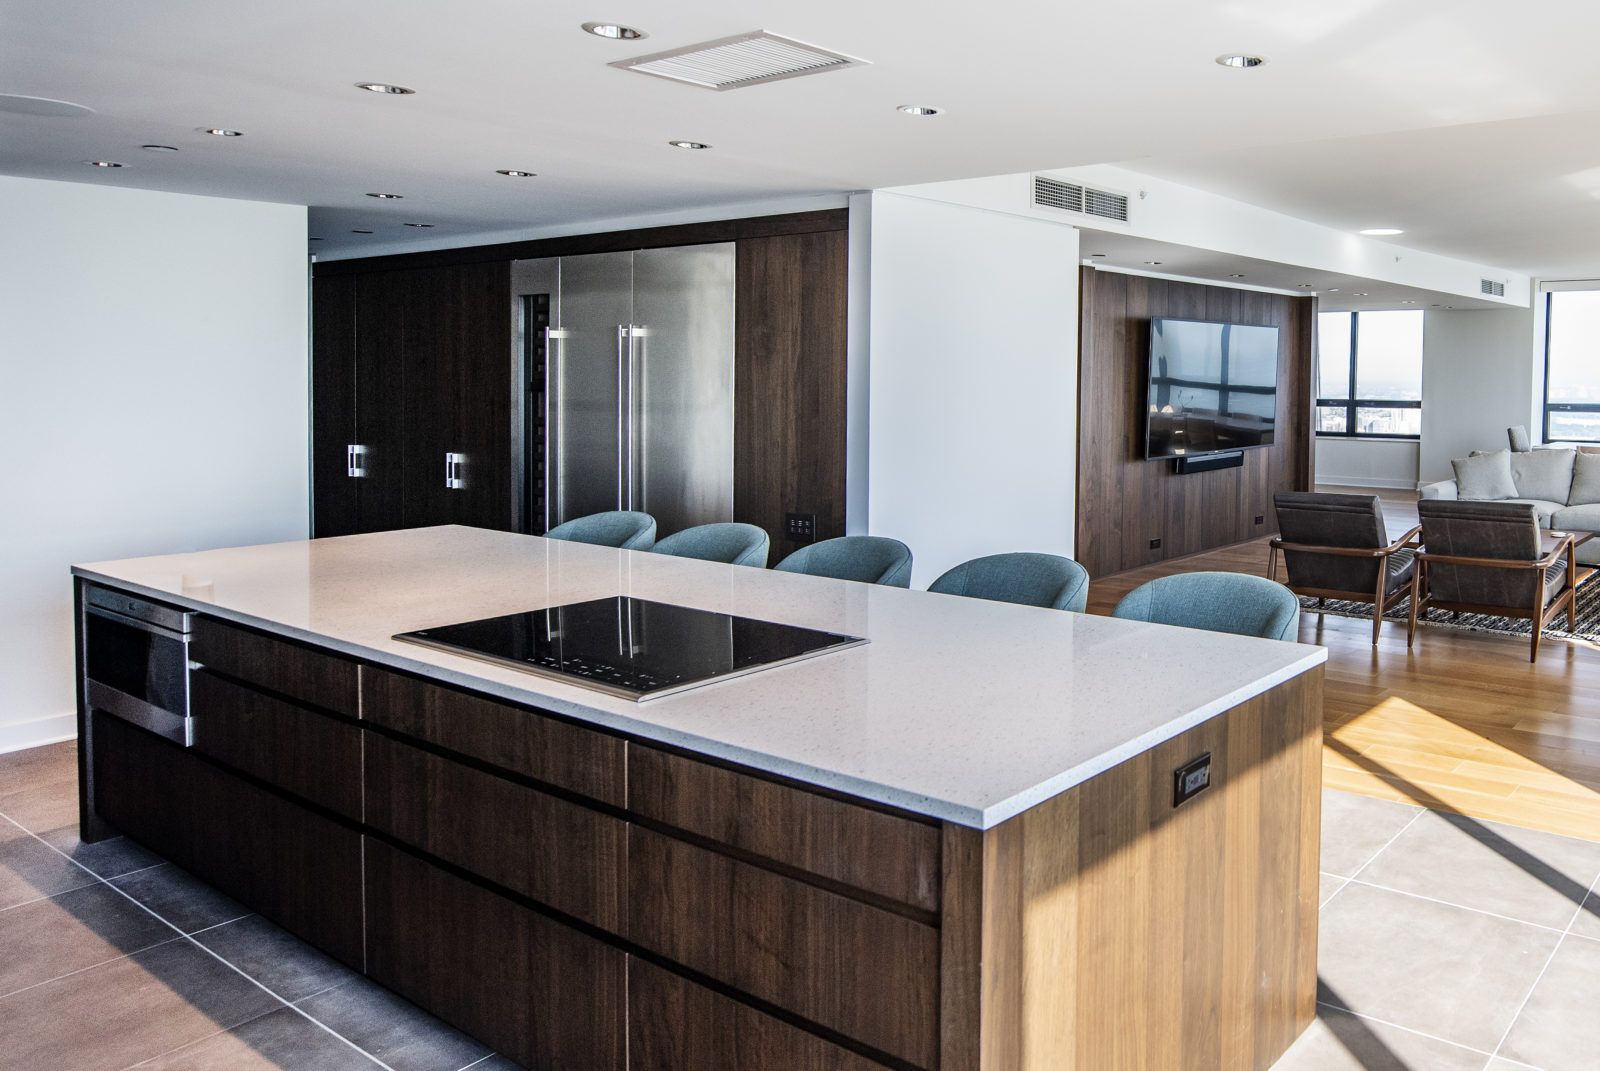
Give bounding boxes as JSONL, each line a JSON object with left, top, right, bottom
{"left": 734, "top": 229, "right": 850, "bottom": 553}
{"left": 1076, "top": 268, "right": 1317, "bottom": 577}
{"left": 939, "top": 667, "right": 1323, "bottom": 1070}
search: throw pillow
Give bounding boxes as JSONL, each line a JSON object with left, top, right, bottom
{"left": 1569, "top": 450, "right": 1600, "bottom": 505}
{"left": 1453, "top": 450, "right": 1517, "bottom": 500}
{"left": 1510, "top": 448, "right": 1575, "bottom": 503}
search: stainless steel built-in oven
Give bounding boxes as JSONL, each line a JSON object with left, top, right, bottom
{"left": 82, "top": 584, "right": 194, "bottom": 746}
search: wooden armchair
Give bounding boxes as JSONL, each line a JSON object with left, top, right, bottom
{"left": 1410, "top": 500, "right": 1578, "bottom": 662}
{"left": 1269, "top": 492, "right": 1422, "bottom": 643}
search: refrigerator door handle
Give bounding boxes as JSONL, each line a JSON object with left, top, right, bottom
{"left": 544, "top": 327, "right": 567, "bottom": 530}
{"left": 628, "top": 325, "right": 646, "bottom": 514}
{"left": 616, "top": 324, "right": 628, "bottom": 511}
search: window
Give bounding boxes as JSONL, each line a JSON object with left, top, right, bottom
{"left": 1316, "top": 310, "right": 1423, "bottom": 438}
{"left": 1544, "top": 290, "right": 1600, "bottom": 442}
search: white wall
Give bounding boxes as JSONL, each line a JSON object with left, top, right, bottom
{"left": 1314, "top": 439, "right": 1420, "bottom": 489}
{"left": 853, "top": 192, "right": 1079, "bottom": 586}
{"left": 1418, "top": 306, "right": 1539, "bottom": 484}
{"left": 0, "top": 177, "right": 309, "bottom": 752}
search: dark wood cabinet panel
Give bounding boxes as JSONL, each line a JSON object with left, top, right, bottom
{"left": 627, "top": 826, "right": 940, "bottom": 1070}
{"left": 734, "top": 230, "right": 849, "bottom": 555}
{"left": 1077, "top": 268, "right": 1315, "bottom": 577}
{"left": 91, "top": 710, "right": 198, "bottom": 870}
{"left": 191, "top": 616, "right": 359, "bottom": 716}
{"left": 628, "top": 957, "right": 894, "bottom": 1071}
{"left": 360, "top": 666, "right": 625, "bottom": 806}
{"left": 364, "top": 732, "right": 625, "bottom": 930}
{"left": 629, "top": 745, "right": 940, "bottom": 914}
{"left": 365, "top": 838, "right": 626, "bottom": 1071}
{"left": 311, "top": 274, "right": 359, "bottom": 538}
{"left": 352, "top": 270, "right": 410, "bottom": 534}
{"left": 189, "top": 670, "right": 362, "bottom": 821}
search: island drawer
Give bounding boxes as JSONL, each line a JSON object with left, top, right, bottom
{"left": 365, "top": 839, "right": 625, "bottom": 1071}
{"left": 628, "top": 745, "right": 941, "bottom": 914}
{"left": 626, "top": 827, "right": 940, "bottom": 1070}
{"left": 364, "top": 733, "right": 625, "bottom": 931}
{"left": 628, "top": 957, "right": 897, "bottom": 1071}
{"left": 192, "top": 616, "right": 358, "bottom": 717}
{"left": 189, "top": 670, "right": 362, "bottom": 821}
{"left": 361, "top": 667, "right": 625, "bottom": 807}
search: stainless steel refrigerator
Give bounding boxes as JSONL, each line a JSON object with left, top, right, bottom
{"left": 512, "top": 245, "right": 735, "bottom": 538}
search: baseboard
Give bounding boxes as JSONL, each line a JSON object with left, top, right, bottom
{"left": 0, "top": 713, "right": 77, "bottom": 755}
{"left": 1314, "top": 476, "right": 1420, "bottom": 491}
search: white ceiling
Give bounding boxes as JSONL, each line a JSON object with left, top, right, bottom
{"left": 5, "top": 0, "right": 1600, "bottom": 278}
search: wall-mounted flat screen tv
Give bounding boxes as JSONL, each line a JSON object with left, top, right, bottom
{"left": 1145, "top": 317, "right": 1280, "bottom": 460}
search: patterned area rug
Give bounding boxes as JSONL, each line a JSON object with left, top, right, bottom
{"left": 1301, "top": 576, "right": 1600, "bottom": 645}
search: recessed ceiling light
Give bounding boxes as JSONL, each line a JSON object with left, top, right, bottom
{"left": 84, "top": 160, "right": 124, "bottom": 167}
{"left": 1360, "top": 228, "right": 1403, "bottom": 236}
{"left": 351, "top": 230, "right": 373, "bottom": 234}
{"left": 1445, "top": 305, "right": 1455, "bottom": 309}
{"left": 355, "top": 82, "right": 415, "bottom": 94}
{"left": 582, "top": 22, "right": 646, "bottom": 39}
{"left": 496, "top": 169, "right": 537, "bottom": 177}
{"left": 199, "top": 128, "right": 242, "bottom": 136}
{"left": 1430, "top": 304, "right": 1441, "bottom": 307}
{"left": 1297, "top": 283, "right": 1314, "bottom": 288}
{"left": 1353, "top": 292, "right": 1368, "bottom": 297}
{"left": 141, "top": 144, "right": 178, "bottom": 152}
{"left": 309, "top": 237, "right": 324, "bottom": 241}
{"left": 1327, "top": 288, "right": 1340, "bottom": 292}
{"left": 1216, "top": 54, "right": 1267, "bottom": 69}
{"left": 1400, "top": 299, "right": 1416, "bottom": 304}
{"left": 896, "top": 105, "right": 942, "bottom": 116}
{"left": 366, "top": 192, "right": 403, "bottom": 199}
{"left": 1144, "top": 261, "right": 1162, "bottom": 266}
{"left": 1090, "top": 253, "right": 1108, "bottom": 258}
{"left": 1228, "top": 273, "right": 1246, "bottom": 278}
{"left": 403, "top": 222, "right": 434, "bottom": 228}
{"left": 668, "top": 140, "right": 710, "bottom": 150}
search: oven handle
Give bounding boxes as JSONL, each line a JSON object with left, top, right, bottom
{"left": 85, "top": 602, "right": 192, "bottom": 644}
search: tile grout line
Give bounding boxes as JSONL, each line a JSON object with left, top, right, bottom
{"left": 1487, "top": 931, "right": 1568, "bottom": 1065}
{"left": 1342, "top": 806, "right": 1428, "bottom": 886}
{"left": 1340, "top": 877, "right": 1574, "bottom": 935}
{"left": 1311, "top": 998, "right": 1497, "bottom": 1059}
{"left": 0, "top": 934, "right": 187, "bottom": 1003}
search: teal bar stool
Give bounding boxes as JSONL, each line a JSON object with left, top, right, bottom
{"left": 773, "top": 536, "right": 913, "bottom": 587}
{"left": 651, "top": 522, "right": 770, "bottom": 568}
{"left": 1110, "top": 571, "right": 1300, "bottom": 641}
{"left": 543, "top": 510, "right": 657, "bottom": 550}
{"left": 927, "top": 552, "right": 1090, "bottom": 612}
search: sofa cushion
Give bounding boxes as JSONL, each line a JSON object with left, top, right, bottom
{"left": 1453, "top": 450, "right": 1517, "bottom": 500}
{"left": 1510, "top": 448, "right": 1575, "bottom": 503}
{"left": 1501, "top": 499, "right": 1564, "bottom": 527}
{"left": 1550, "top": 504, "right": 1600, "bottom": 566}
{"left": 1568, "top": 450, "right": 1600, "bottom": 506}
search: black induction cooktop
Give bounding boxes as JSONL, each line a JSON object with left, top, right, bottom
{"left": 394, "top": 597, "right": 867, "bottom": 701}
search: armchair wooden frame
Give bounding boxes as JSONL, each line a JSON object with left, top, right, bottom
{"left": 1406, "top": 532, "right": 1579, "bottom": 662}
{"left": 1269, "top": 524, "right": 1422, "bottom": 644}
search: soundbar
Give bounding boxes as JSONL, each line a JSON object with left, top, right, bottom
{"left": 1174, "top": 450, "right": 1244, "bottom": 474}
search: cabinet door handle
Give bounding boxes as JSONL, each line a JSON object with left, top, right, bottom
{"left": 347, "top": 444, "right": 368, "bottom": 478}
{"left": 445, "top": 453, "right": 466, "bottom": 490}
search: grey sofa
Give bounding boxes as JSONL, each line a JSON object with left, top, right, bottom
{"left": 1420, "top": 447, "right": 1600, "bottom": 565}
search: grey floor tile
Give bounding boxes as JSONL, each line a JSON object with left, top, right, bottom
{"left": 0, "top": 938, "right": 281, "bottom": 1071}
{"left": 0, "top": 881, "right": 177, "bottom": 996}
{"left": 1356, "top": 809, "right": 1600, "bottom": 930}
{"left": 1316, "top": 882, "right": 1561, "bottom": 1052}
{"left": 1497, "top": 934, "right": 1600, "bottom": 1071}
{"left": 1486, "top": 1060, "right": 1545, "bottom": 1070}
{"left": 131, "top": 1005, "right": 385, "bottom": 1070}
{"left": 0, "top": 821, "right": 99, "bottom": 909}
{"left": 111, "top": 863, "right": 248, "bottom": 934}
{"left": 459, "top": 1056, "right": 522, "bottom": 1071}
{"left": 1568, "top": 887, "right": 1600, "bottom": 940}
{"left": 37, "top": 824, "right": 164, "bottom": 880}
{"left": 297, "top": 976, "right": 491, "bottom": 1071}
{"left": 1319, "top": 789, "right": 1422, "bottom": 878}
{"left": 1319, "top": 873, "right": 1348, "bottom": 908}
{"left": 193, "top": 914, "right": 360, "bottom": 1003}
{"left": 1270, "top": 1004, "right": 1488, "bottom": 1070}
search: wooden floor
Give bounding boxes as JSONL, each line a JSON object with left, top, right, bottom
{"left": 1085, "top": 487, "right": 1600, "bottom": 843}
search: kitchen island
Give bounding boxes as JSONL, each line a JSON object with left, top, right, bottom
{"left": 75, "top": 525, "right": 1326, "bottom": 1071}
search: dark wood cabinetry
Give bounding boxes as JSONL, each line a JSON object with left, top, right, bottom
{"left": 312, "top": 261, "right": 513, "bottom": 536}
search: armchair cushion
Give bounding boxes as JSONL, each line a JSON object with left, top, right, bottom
{"left": 1273, "top": 491, "right": 1411, "bottom": 595}
{"left": 1453, "top": 450, "right": 1517, "bottom": 501}
{"left": 1568, "top": 451, "right": 1600, "bottom": 506}
{"left": 1416, "top": 500, "right": 1552, "bottom": 608}
{"left": 1498, "top": 498, "right": 1564, "bottom": 527}
{"left": 1509, "top": 448, "right": 1575, "bottom": 504}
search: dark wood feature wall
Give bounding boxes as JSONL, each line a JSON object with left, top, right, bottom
{"left": 1076, "top": 268, "right": 1317, "bottom": 578}
{"left": 310, "top": 210, "right": 850, "bottom": 551}
{"left": 82, "top": 576, "right": 1323, "bottom": 1071}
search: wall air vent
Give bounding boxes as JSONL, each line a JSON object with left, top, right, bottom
{"left": 612, "top": 31, "right": 867, "bottom": 90}
{"left": 1032, "top": 175, "right": 1131, "bottom": 224}
{"left": 1481, "top": 278, "right": 1506, "bottom": 297}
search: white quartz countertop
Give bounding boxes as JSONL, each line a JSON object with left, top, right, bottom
{"left": 74, "top": 526, "right": 1326, "bottom": 829}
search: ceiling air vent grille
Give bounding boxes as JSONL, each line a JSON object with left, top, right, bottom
{"left": 1033, "top": 175, "right": 1085, "bottom": 213}
{"left": 1032, "top": 174, "right": 1131, "bottom": 224}
{"left": 612, "top": 31, "right": 866, "bottom": 90}
{"left": 1084, "top": 187, "right": 1130, "bottom": 222}
{"left": 1481, "top": 278, "right": 1506, "bottom": 297}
